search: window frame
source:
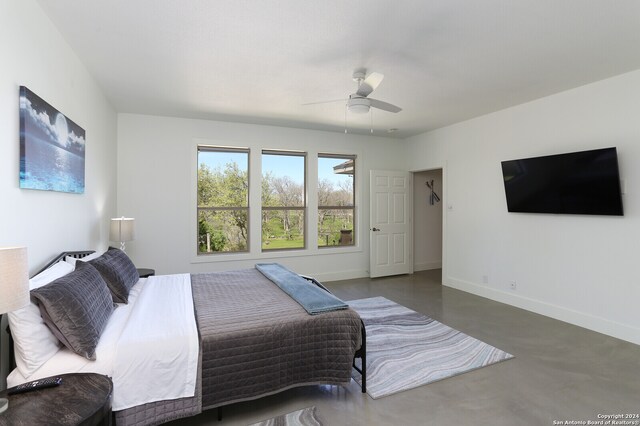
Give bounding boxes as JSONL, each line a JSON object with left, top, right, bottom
{"left": 317, "top": 153, "right": 356, "bottom": 249}
{"left": 261, "top": 149, "right": 307, "bottom": 251}
{"left": 196, "top": 145, "right": 250, "bottom": 255}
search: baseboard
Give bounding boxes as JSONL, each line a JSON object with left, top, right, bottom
{"left": 445, "top": 276, "right": 640, "bottom": 346}
{"left": 414, "top": 261, "right": 442, "bottom": 271}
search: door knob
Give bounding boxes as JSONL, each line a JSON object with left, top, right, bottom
{"left": 371, "top": 227, "right": 381, "bottom": 232}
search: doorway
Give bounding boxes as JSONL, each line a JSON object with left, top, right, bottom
{"left": 413, "top": 169, "right": 443, "bottom": 275}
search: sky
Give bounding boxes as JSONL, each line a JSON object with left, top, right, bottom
{"left": 199, "top": 152, "right": 353, "bottom": 188}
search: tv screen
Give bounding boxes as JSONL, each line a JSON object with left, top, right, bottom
{"left": 501, "top": 147, "right": 623, "bottom": 216}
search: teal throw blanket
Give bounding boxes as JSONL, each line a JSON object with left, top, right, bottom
{"left": 255, "top": 263, "right": 348, "bottom": 315}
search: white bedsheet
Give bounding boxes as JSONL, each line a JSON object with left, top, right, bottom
{"left": 7, "top": 274, "right": 199, "bottom": 411}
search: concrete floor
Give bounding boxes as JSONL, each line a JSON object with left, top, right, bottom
{"left": 169, "top": 270, "right": 640, "bottom": 426}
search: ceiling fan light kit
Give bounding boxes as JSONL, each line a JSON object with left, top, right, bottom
{"left": 347, "top": 97, "right": 370, "bottom": 114}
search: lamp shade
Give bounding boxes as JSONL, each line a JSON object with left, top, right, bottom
{"left": 109, "top": 217, "right": 135, "bottom": 242}
{"left": 0, "top": 247, "right": 30, "bottom": 314}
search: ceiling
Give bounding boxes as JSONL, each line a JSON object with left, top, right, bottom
{"left": 37, "top": 0, "right": 640, "bottom": 139}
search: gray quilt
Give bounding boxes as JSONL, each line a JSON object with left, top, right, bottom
{"left": 191, "top": 269, "right": 362, "bottom": 410}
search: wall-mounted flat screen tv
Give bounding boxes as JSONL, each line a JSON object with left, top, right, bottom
{"left": 501, "top": 147, "right": 623, "bottom": 216}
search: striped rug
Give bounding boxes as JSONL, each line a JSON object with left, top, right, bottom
{"left": 249, "top": 406, "right": 323, "bottom": 426}
{"left": 349, "top": 296, "right": 514, "bottom": 399}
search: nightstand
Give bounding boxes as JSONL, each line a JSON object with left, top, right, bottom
{"left": 137, "top": 268, "right": 155, "bottom": 278}
{"left": 0, "top": 373, "right": 112, "bottom": 425}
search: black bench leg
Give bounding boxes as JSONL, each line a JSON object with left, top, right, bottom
{"left": 360, "top": 320, "right": 366, "bottom": 393}
{"left": 352, "top": 320, "right": 367, "bottom": 393}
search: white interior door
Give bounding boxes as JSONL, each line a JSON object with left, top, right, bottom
{"left": 369, "top": 170, "right": 413, "bottom": 278}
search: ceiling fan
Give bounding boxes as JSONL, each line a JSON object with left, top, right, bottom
{"left": 304, "top": 69, "right": 402, "bottom": 114}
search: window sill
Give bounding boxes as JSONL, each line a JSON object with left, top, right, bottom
{"left": 191, "top": 245, "right": 363, "bottom": 264}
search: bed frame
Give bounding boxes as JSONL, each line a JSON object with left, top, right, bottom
{"left": 301, "top": 275, "right": 366, "bottom": 393}
{"left": 7, "top": 250, "right": 367, "bottom": 424}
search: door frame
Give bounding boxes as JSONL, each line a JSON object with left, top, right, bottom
{"left": 411, "top": 165, "right": 447, "bottom": 281}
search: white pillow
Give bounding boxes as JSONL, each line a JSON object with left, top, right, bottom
{"left": 64, "top": 252, "right": 102, "bottom": 268}
{"left": 7, "top": 261, "right": 74, "bottom": 378}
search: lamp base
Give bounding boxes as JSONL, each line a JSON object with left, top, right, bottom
{"left": 120, "top": 242, "right": 126, "bottom": 253}
{"left": 0, "top": 397, "right": 8, "bottom": 414}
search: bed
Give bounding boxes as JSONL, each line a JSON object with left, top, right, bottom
{"left": 6, "top": 250, "right": 366, "bottom": 425}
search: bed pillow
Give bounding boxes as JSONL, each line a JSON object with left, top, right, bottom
{"left": 64, "top": 251, "right": 102, "bottom": 268}
{"left": 30, "top": 261, "right": 115, "bottom": 360}
{"left": 7, "top": 261, "right": 73, "bottom": 378}
{"left": 87, "top": 247, "right": 139, "bottom": 304}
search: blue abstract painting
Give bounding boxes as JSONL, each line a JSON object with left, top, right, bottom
{"left": 19, "top": 86, "right": 85, "bottom": 194}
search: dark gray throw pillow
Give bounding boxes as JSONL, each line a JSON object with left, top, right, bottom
{"left": 88, "top": 247, "right": 139, "bottom": 304}
{"left": 30, "top": 261, "right": 114, "bottom": 360}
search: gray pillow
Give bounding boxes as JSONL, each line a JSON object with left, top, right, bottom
{"left": 87, "top": 247, "right": 139, "bottom": 304}
{"left": 30, "top": 261, "right": 114, "bottom": 360}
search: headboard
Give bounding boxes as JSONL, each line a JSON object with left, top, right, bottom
{"left": 32, "top": 250, "right": 96, "bottom": 278}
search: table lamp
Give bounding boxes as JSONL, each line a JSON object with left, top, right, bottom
{"left": 0, "top": 247, "right": 30, "bottom": 414}
{"left": 109, "top": 217, "right": 135, "bottom": 252}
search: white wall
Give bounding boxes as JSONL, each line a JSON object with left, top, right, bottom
{"left": 0, "top": 0, "right": 117, "bottom": 270}
{"left": 0, "top": 0, "right": 117, "bottom": 386}
{"left": 117, "top": 114, "right": 406, "bottom": 280}
{"left": 405, "top": 69, "right": 640, "bottom": 345}
{"left": 413, "top": 169, "right": 443, "bottom": 271}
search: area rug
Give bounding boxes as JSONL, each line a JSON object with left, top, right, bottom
{"left": 249, "top": 406, "right": 323, "bottom": 426}
{"left": 349, "top": 296, "right": 514, "bottom": 399}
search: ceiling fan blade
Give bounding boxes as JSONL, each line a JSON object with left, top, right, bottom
{"left": 356, "top": 72, "right": 384, "bottom": 97}
{"left": 369, "top": 98, "right": 402, "bottom": 113}
{"left": 301, "top": 98, "right": 347, "bottom": 106}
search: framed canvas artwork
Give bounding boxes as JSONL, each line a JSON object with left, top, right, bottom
{"left": 19, "top": 86, "right": 85, "bottom": 194}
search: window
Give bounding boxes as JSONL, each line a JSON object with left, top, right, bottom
{"left": 318, "top": 154, "right": 355, "bottom": 247}
{"left": 197, "top": 146, "right": 249, "bottom": 253}
{"left": 262, "top": 151, "right": 306, "bottom": 250}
